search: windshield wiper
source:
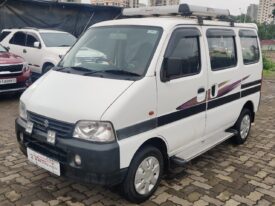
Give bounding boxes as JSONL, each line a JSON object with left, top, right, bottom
{"left": 84, "top": 69, "right": 140, "bottom": 77}
{"left": 54, "top": 66, "right": 92, "bottom": 72}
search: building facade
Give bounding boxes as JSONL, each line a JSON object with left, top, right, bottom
{"left": 149, "top": 0, "right": 179, "bottom": 6}
{"left": 257, "top": 0, "right": 275, "bottom": 24}
{"left": 129, "top": 0, "right": 139, "bottom": 8}
{"left": 247, "top": 4, "right": 258, "bottom": 22}
{"left": 60, "top": 0, "right": 137, "bottom": 7}
{"left": 90, "top": 0, "right": 129, "bottom": 7}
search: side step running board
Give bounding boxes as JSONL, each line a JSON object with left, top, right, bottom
{"left": 170, "top": 156, "right": 187, "bottom": 167}
{"left": 225, "top": 128, "right": 238, "bottom": 135}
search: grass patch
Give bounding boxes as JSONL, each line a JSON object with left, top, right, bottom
{"left": 263, "top": 55, "right": 275, "bottom": 78}
{"left": 263, "top": 70, "right": 275, "bottom": 78}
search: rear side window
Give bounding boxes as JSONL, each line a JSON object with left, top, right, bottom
{"left": 0, "top": 31, "right": 11, "bottom": 42}
{"left": 207, "top": 29, "right": 237, "bottom": 71}
{"left": 164, "top": 28, "right": 201, "bottom": 79}
{"left": 239, "top": 30, "right": 260, "bottom": 65}
{"left": 9, "top": 32, "right": 26, "bottom": 46}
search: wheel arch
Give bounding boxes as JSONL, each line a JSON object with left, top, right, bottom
{"left": 42, "top": 62, "right": 55, "bottom": 73}
{"left": 242, "top": 101, "right": 255, "bottom": 122}
{"left": 133, "top": 137, "right": 170, "bottom": 172}
{"left": 42, "top": 62, "right": 54, "bottom": 69}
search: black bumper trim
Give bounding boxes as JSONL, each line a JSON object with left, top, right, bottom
{"left": 15, "top": 118, "right": 126, "bottom": 186}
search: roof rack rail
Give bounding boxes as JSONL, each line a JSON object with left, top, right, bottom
{"left": 122, "top": 4, "right": 234, "bottom": 26}
{"left": 21, "top": 27, "right": 40, "bottom": 31}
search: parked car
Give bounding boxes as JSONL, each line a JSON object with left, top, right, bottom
{"left": 0, "top": 28, "right": 76, "bottom": 74}
{"left": 15, "top": 4, "right": 263, "bottom": 203}
{"left": 0, "top": 44, "right": 31, "bottom": 94}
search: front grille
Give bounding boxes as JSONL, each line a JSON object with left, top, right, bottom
{"left": 28, "top": 112, "right": 74, "bottom": 138}
{"left": 0, "top": 64, "right": 23, "bottom": 73}
{"left": 0, "top": 82, "right": 26, "bottom": 90}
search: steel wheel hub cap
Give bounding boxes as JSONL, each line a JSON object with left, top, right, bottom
{"left": 134, "top": 156, "right": 160, "bottom": 195}
{"left": 240, "top": 114, "right": 251, "bottom": 139}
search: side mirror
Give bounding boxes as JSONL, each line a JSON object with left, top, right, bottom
{"left": 161, "top": 57, "right": 182, "bottom": 82}
{"left": 4, "top": 46, "right": 10, "bottom": 52}
{"left": 33, "top": 41, "right": 41, "bottom": 49}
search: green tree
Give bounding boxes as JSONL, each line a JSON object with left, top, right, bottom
{"left": 233, "top": 14, "right": 253, "bottom": 23}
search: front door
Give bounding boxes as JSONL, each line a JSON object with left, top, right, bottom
{"left": 157, "top": 26, "right": 207, "bottom": 160}
{"left": 25, "top": 32, "right": 43, "bottom": 73}
{"left": 8, "top": 31, "right": 27, "bottom": 60}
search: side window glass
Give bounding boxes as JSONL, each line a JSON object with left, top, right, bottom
{"left": 239, "top": 30, "right": 260, "bottom": 65}
{"left": 162, "top": 28, "right": 201, "bottom": 81}
{"left": 0, "top": 31, "right": 11, "bottom": 42}
{"left": 207, "top": 29, "right": 237, "bottom": 71}
{"left": 9, "top": 32, "right": 26, "bottom": 46}
{"left": 26, "top": 34, "right": 39, "bottom": 48}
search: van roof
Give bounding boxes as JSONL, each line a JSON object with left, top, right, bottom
{"left": 93, "top": 17, "right": 258, "bottom": 31}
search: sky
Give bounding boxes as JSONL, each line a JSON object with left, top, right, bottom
{"left": 139, "top": 0, "right": 259, "bottom": 15}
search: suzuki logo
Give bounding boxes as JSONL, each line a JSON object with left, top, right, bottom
{"left": 44, "top": 120, "right": 49, "bottom": 128}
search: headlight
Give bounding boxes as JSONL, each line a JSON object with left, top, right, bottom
{"left": 19, "top": 101, "right": 27, "bottom": 120}
{"left": 73, "top": 121, "right": 115, "bottom": 143}
{"left": 22, "top": 62, "right": 29, "bottom": 72}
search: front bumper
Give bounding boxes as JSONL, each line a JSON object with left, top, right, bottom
{"left": 15, "top": 118, "right": 127, "bottom": 186}
{"left": 0, "top": 70, "right": 31, "bottom": 94}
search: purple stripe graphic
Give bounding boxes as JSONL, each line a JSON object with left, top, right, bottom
{"left": 176, "top": 76, "right": 250, "bottom": 111}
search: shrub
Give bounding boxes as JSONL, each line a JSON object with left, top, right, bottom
{"left": 263, "top": 56, "right": 275, "bottom": 71}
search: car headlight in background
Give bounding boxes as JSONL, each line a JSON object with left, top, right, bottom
{"left": 73, "top": 121, "right": 115, "bottom": 143}
{"left": 19, "top": 101, "right": 27, "bottom": 121}
{"left": 22, "top": 62, "right": 29, "bottom": 73}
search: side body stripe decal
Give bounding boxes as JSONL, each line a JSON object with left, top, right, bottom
{"left": 116, "top": 82, "right": 261, "bottom": 140}
{"left": 241, "top": 80, "right": 262, "bottom": 89}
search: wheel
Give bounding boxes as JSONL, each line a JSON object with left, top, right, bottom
{"left": 121, "top": 146, "right": 164, "bottom": 203}
{"left": 43, "top": 64, "right": 54, "bottom": 74}
{"left": 233, "top": 108, "right": 252, "bottom": 144}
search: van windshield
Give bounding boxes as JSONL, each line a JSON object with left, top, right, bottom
{"left": 59, "top": 26, "right": 162, "bottom": 79}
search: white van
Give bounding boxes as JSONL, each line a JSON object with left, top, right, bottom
{"left": 15, "top": 4, "right": 263, "bottom": 203}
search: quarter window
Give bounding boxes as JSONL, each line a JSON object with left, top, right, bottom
{"left": 239, "top": 30, "right": 260, "bottom": 65}
{"left": 9, "top": 32, "right": 26, "bottom": 46}
{"left": 207, "top": 29, "right": 237, "bottom": 71}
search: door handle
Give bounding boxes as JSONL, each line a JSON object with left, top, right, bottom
{"left": 211, "top": 84, "right": 218, "bottom": 98}
{"left": 197, "top": 87, "right": 206, "bottom": 102}
{"left": 198, "top": 87, "right": 205, "bottom": 94}
{"left": 23, "top": 49, "right": 27, "bottom": 53}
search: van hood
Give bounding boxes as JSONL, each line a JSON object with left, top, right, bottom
{"left": 22, "top": 70, "right": 134, "bottom": 123}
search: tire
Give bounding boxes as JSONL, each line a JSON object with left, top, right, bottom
{"left": 42, "top": 64, "right": 54, "bottom": 74}
{"left": 121, "top": 146, "right": 164, "bottom": 203}
{"left": 233, "top": 108, "right": 252, "bottom": 145}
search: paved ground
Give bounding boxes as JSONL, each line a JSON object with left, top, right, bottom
{"left": 0, "top": 79, "right": 275, "bottom": 206}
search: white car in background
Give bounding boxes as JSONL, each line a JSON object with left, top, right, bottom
{"left": 0, "top": 28, "right": 76, "bottom": 74}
